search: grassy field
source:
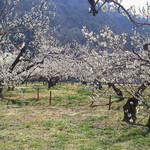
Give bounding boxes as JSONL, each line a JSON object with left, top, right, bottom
{"left": 0, "top": 82, "right": 149, "bottom": 150}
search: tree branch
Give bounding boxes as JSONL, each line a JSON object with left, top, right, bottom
{"left": 89, "top": 0, "right": 150, "bottom": 26}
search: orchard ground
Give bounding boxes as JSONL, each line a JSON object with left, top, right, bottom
{"left": 0, "top": 82, "right": 149, "bottom": 150}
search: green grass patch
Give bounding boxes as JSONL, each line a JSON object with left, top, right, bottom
{"left": 0, "top": 82, "right": 149, "bottom": 150}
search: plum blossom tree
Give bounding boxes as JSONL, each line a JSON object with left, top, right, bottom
{"left": 81, "top": 25, "right": 150, "bottom": 126}
{"left": 41, "top": 54, "right": 76, "bottom": 89}
{"left": 0, "top": 0, "right": 55, "bottom": 88}
{"left": 122, "top": 30, "right": 150, "bottom": 124}
{"left": 25, "top": 42, "right": 79, "bottom": 89}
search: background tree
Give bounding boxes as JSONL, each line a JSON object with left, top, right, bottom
{"left": 0, "top": 0, "right": 55, "bottom": 88}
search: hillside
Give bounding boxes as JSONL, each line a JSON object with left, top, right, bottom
{"left": 12, "top": 0, "right": 149, "bottom": 44}
{"left": 48, "top": 0, "right": 150, "bottom": 44}
{"left": 53, "top": 0, "right": 133, "bottom": 43}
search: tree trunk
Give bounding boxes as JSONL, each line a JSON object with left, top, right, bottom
{"left": 0, "top": 83, "right": 3, "bottom": 99}
{"left": 47, "top": 77, "right": 59, "bottom": 89}
{"left": 146, "top": 116, "right": 150, "bottom": 128}
{"left": 94, "top": 79, "right": 102, "bottom": 90}
{"left": 48, "top": 79, "right": 52, "bottom": 89}
{"left": 82, "top": 81, "right": 87, "bottom": 85}
{"left": 123, "top": 97, "right": 138, "bottom": 123}
{"left": 98, "top": 82, "right": 102, "bottom": 90}
{"left": 7, "top": 86, "right": 15, "bottom": 91}
{"left": 9, "top": 46, "right": 26, "bottom": 72}
{"left": 48, "top": 78, "right": 54, "bottom": 89}
{"left": 108, "top": 83, "right": 124, "bottom": 101}
{"left": 123, "top": 81, "right": 150, "bottom": 123}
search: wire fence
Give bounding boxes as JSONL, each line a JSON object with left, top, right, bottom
{"left": 0, "top": 84, "right": 53, "bottom": 106}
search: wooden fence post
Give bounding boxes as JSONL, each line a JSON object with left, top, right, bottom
{"left": 49, "top": 91, "right": 52, "bottom": 105}
{"left": 37, "top": 88, "right": 39, "bottom": 100}
{"left": 108, "top": 95, "right": 111, "bottom": 110}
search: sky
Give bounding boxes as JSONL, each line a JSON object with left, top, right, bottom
{"left": 122, "top": 0, "right": 149, "bottom": 10}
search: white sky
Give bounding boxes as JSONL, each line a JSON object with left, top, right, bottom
{"left": 122, "top": 0, "right": 149, "bottom": 10}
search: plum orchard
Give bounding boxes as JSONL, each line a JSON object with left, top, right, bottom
{"left": 0, "top": 0, "right": 149, "bottom": 127}
{"left": 31, "top": 25, "right": 150, "bottom": 127}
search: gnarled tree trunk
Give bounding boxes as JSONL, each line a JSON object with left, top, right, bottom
{"left": 47, "top": 77, "right": 59, "bottom": 89}
{"left": 123, "top": 81, "right": 150, "bottom": 123}
{"left": 108, "top": 83, "right": 124, "bottom": 101}
{"left": 123, "top": 97, "right": 138, "bottom": 123}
